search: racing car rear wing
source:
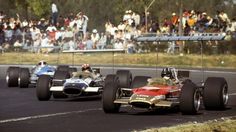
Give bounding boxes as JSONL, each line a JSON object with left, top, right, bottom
{"left": 134, "top": 33, "right": 225, "bottom": 42}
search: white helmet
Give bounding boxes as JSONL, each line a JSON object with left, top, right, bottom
{"left": 38, "top": 60, "right": 47, "bottom": 66}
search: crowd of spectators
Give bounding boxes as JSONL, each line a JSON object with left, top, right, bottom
{"left": 0, "top": 7, "right": 235, "bottom": 54}
{"left": 104, "top": 9, "right": 236, "bottom": 54}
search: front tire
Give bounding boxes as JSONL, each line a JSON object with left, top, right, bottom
{"left": 36, "top": 75, "right": 52, "bottom": 101}
{"left": 180, "top": 81, "right": 200, "bottom": 114}
{"left": 203, "top": 77, "right": 228, "bottom": 110}
{"left": 103, "top": 75, "right": 121, "bottom": 113}
{"left": 6, "top": 67, "right": 20, "bottom": 87}
{"left": 19, "top": 68, "right": 30, "bottom": 88}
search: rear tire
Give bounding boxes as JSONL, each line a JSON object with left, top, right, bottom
{"left": 6, "top": 67, "right": 20, "bottom": 87}
{"left": 180, "top": 81, "right": 200, "bottom": 114}
{"left": 116, "top": 70, "right": 132, "bottom": 88}
{"left": 19, "top": 68, "right": 30, "bottom": 88}
{"left": 105, "top": 74, "right": 117, "bottom": 84}
{"left": 103, "top": 76, "right": 121, "bottom": 113}
{"left": 36, "top": 75, "right": 52, "bottom": 101}
{"left": 131, "top": 76, "right": 151, "bottom": 89}
{"left": 57, "top": 65, "right": 69, "bottom": 72}
{"left": 203, "top": 77, "right": 228, "bottom": 110}
{"left": 53, "top": 70, "right": 70, "bottom": 86}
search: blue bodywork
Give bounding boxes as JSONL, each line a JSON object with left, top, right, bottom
{"left": 35, "top": 66, "right": 55, "bottom": 76}
{"left": 30, "top": 65, "right": 56, "bottom": 84}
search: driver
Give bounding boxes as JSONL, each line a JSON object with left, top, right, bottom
{"left": 73, "top": 64, "right": 96, "bottom": 79}
{"left": 161, "top": 67, "right": 174, "bottom": 80}
{"left": 147, "top": 67, "right": 176, "bottom": 86}
{"left": 37, "top": 60, "right": 47, "bottom": 67}
{"left": 81, "top": 64, "right": 92, "bottom": 73}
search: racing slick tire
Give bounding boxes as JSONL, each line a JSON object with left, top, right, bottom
{"left": 203, "top": 77, "right": 228, "bottom": 110}
{"left": 105, "top": 74, "right": 117, "bottom": 85}
{"left": 36, "top": 75, "right": 52, "bottom": 101}
{"left": 57, "top": 65, "right": 69, "bottom": 72}
{"left": 19, "top": 68, "right": 30, "bottom": 88}
{"left": 116, "top": 70, "right": 132, "bottom": 88}
{"left": 53, "top": 70, "right": 70, "bottom": 85}
{"left": 103, "top": 75, "right": 121, "bottom": 113}
{"left": 180, "top": 81, "right": 201, "bottom": 114}
{"left": 131, "top": 76, "right": 151, "bottom": 89}
{"left": 53, "top": 91, "right": 68, "bottom": 99}
{"left": 6, "top": 67, "right": 20, "bottom": 87}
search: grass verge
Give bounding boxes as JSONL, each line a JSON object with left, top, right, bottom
{"left": 137, "top": 117, "right": 236, "bottom": 132}
{"left": 0, "top": 52, "right": 236, "bottom": 69}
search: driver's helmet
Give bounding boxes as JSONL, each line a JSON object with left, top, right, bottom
{"left": 161, "top": 67, "right": 173, "bottom": 79}
{"left": 38, "top": 60, "right": 47, "bottom": 67}
{"left": 81, "top": 64, "right": 92, "bottom": 72}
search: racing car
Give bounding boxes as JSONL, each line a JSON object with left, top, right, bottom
{"left": 102, "top": 68, "right": 228, "bottom": 114}
{"left": 102, "top": 33, "right": 228, "bottom": 114}
{"left": 6, "top": 61, "right": 77, "bottom": 88}
{"left": 36, "top": 64, "right": 105, "bottom": 101}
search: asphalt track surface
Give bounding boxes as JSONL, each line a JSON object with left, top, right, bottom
{"left": 0, "top": 66, "right": 235, "bottom": 132}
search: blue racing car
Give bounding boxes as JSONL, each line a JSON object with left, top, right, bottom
{"left": 6, "top": 61, "right": 76, "bottom": 88}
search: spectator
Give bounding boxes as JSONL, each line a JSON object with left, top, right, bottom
{"left": 91, "top": 29, "right": 100, "bottom": 49}
{"left": 150, "top": 21, "right": 160, "bottom": 33}
{"left": 4, "top": 25, "right": 13, "bottom": 44}
{"left": 51, "top": 2, "right": 58, "bottom": 26}
{"left": 97, "top": 32, "right": 107, "bottom": 49}
{"left": 85, "top": 35, "right": 93, "bottom": 50}
{"left": 41, "top": 34, "right": 53, "bottom": 54}
{"left": 127, "top": 40, "right": 135, "bottom": 54}
{"left": 132, "top": 11, "right": 140, "bottom": 27}
{"left": 76, "top": 12, "right": 89, "bottom": 39}
{"left": 0, "top": 11, "right": 5, "bottom": 24}
{"left": 114, "top": 39, "right": 124, "bottom": 49}
{"left": 0, "top": 25, "right": 4, "bottom": 46}
{"left": 32, "top": 32, "right": 41, "bottom": 53}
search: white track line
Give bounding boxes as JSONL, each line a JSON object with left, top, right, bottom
{"left": 0, "top": 108, "right": 101, "bottom": 124}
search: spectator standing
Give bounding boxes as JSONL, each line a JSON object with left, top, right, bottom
{"left": 51, "top": 2, "right": 58, "bottom": 26}
{"left": 91, "top": 29, "right": 100, "bottom": 49}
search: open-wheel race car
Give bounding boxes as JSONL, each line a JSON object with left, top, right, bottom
{"left": 102, "top": 68, "right": 228, "bottom": 114}
{"left": 102, "top": 34, "right": 229, "bottom": 114}
{"left": 6, "top": 61, "right": 77, "bottom": 88}
{"left": 36, "top": 64, "right": 105, "bottom": 101}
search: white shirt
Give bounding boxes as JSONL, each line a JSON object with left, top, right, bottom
{"left": 52, "top": 3, "right": 58, "bottom": 13}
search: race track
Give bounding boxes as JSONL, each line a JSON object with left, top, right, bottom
{"left": 0, "top": 66, "right": 235, "bottom": 132}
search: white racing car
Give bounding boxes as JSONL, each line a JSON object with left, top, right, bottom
{"left": 36, "top": 64, "right": 105, "bottom": 100}
{"left": 6, "top": 61, "right": 77, "bottom": 88}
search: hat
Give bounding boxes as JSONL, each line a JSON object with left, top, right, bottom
{"left": 202, "top": 12, "right": 207, "bottom": 15}
{"left": 92, "top": 29, "right": 97, "bottom": 33}
{"left": 172, "top": 12, "right": 176, "bottom": 16}
{"left": 191, "top": 10, "right": 195, "bottom": 14}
